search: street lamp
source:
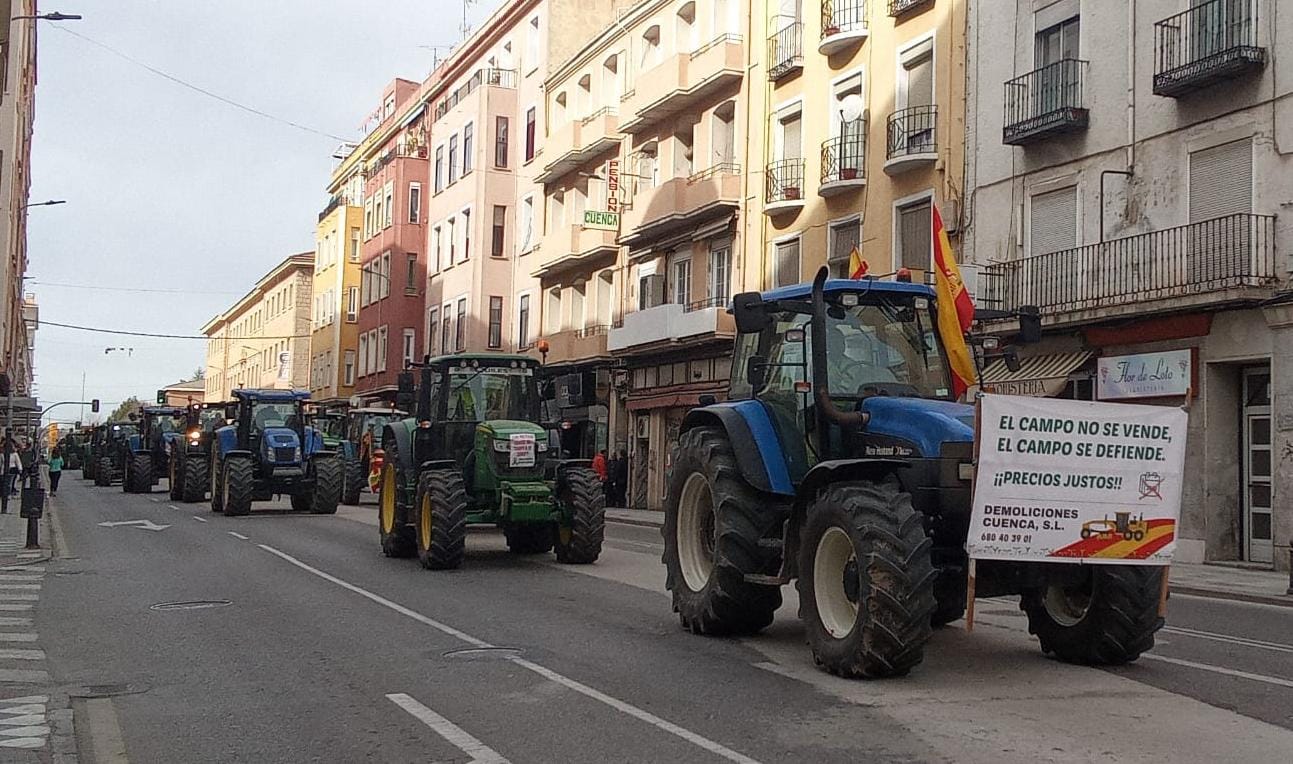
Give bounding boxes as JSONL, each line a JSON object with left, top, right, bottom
{"left": 11, "top": 12, "right": 82, "bottom": 21}
{"left": 21, "top": 199, "right": 65, "bottom": 209}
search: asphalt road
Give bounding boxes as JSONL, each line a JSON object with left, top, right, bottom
{"left": 27, "top": 476, "right": 1293, "bottom": 763}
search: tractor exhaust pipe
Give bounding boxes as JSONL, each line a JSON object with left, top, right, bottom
{"left": 809, "top": 266, "right": 868, "bottom": 457}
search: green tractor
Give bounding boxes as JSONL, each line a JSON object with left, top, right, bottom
{"left": 168, "top": 402, "right": 227, "bottom": 502}
{"left": 377, "top": 353, "right": 604, "bottom": 569}
{"left": 93, "top": 422, "right": 138, "bottom": 487}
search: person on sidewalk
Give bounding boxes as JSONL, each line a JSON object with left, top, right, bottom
{"left": 0, "top": 440, "right": 20, "bottom": 514}
{"left": 610, "top": 449, "right": 628, "bottom": 507}
{"left": 48, "top": 447, "right": 64, "bottom": 497}
{"left": 591, "top": 449, "right": 607, "bottom": 482}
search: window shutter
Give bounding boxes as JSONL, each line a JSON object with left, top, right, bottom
{"left": 1189, "top": 138, "right": 1252, "bottom": 223}
{"left": 1029, "top": 186, "right": 1077, "bottom": 256}
{"left": 899, "top": 201, "right": 932, "bottom": 269}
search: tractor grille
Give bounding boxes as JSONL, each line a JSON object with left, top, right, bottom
{"left": 273, "top": 447, "right": 297, "bottom": 463}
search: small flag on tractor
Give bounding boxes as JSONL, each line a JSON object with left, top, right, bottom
{"left": 931, "top": 203, "right": 976, "bottom": 399}
{"left": 848, "top": 246, "right": 869, "bottom": 279}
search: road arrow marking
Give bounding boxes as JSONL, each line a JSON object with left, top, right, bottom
{"left": 193, "top": 516, "right": 208, "bottom": 523}
{"left": 96, "top": 520, "right": 170, "bottom": 532}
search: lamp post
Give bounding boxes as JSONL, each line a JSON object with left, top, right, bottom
{"left": 20, "top": 199, "right": 66, "bottom": 209}
{"left": 11, "top": 12, "right": 82, "bottom": 22}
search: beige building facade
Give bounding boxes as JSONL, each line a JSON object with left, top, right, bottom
{"left": 203, "top": 254, "right": 314, "bottom": 401}
{"left": 0, "top": 1, "right": 38, "bottom": 402}
{"left": 310, "top": 185, "right": 364, "bottom": 404}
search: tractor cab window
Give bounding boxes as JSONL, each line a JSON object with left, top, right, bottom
{"left": 445, "top": 367, "right": 537, "bottom": 423}
{"left": 155, "top": 418, "right": 178, "bottom": 434}
{"left": 758, "top": 312, "right": 813, "bottom": 479}
{"left": 251, "top": 402, "right": 300, "bottom": 433}
{"left": 824, "top": 299, "right": 951, "bottom": 401}
{"left": 199, "top": 409, "right": 225, "bottom": 431}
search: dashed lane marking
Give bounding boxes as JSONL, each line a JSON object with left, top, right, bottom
{"left": 0, "top": 649, "right": 43, "bottom": 661}
{"left": 1140, "top": 653, "right": 1293, "bottom": 688}
{"left": 0, "top": 595, "right": 40, "bottom": 602}
{"left": 0, "top": 634, "right": 37, "bottom": 643}
{"left": 192, "top": 517, "right": 208, "bottom": 523}
{"left": 260, "top": 544, "right": 761, "bottom": 764}
{"left": 387, "top": 693, "right": 510, "bottom": 764}
{"left": 0, "top": 618, "right": 32, "bottom": 627}
{"left": 227, "top": 532, "right": 248, "bottom": 540}
{"left": 1163, "top": 626, "right": 1293, "bottom": 655}
{"left": 0, "top": 605, "right": 33, "bottom": 612}
{"left": 168, "top": 505, "right": 181, "bottom": 511}
{"left": 149, "top": 498, "right": 160, "bottom": 503}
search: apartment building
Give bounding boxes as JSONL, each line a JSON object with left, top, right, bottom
{"left": 309, "top": 171, "right": 365, "bottom": 405}
{"left": 0, "top": 2, "right": 37, "bottom": 401}
{"left": 966, "top": 0, "right": 1291, "bottom": 569}
{"left": 202, "top": 254, "right": 314, "bottom": 401}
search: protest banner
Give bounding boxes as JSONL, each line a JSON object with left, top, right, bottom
{"left": 967, "top": 394, "right": 1188, "bottom": 565}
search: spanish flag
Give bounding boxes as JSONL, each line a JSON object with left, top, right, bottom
{"left": 848, "top": 247, "right": 868, "bottom": 279}
{"left": 932, "top": 203, "right": 976, "bottom": 399}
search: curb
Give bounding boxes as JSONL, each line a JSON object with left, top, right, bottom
{"left": 606, "top": 515, "right": 664, "bottom": 530}
{"left": 1168, "top": 585, "right": 1293, "bottom": 609}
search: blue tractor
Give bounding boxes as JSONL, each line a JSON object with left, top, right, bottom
{"left": 209, "top": 389, "right": 342, "bottom": 516}
{"left": 122, "top": 406, "right": 186, "bottom": 494}
{"left": 662, "top": 267, "right": 1163, "bottom": 678}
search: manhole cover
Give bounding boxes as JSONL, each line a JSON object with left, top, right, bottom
{"left": 442, "top": 647, "right": 523, "bottom": 661}
{"left": 68, "top": 683, "right": 148, "bottom": 699}
{"left": 149, "top": 600, "right": 232, "bottom": 612}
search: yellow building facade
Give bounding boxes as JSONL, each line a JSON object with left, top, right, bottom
{"left": 309, "top": 195, "right": 364, "bottom": 404}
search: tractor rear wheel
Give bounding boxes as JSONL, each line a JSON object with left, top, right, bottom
{"left": 222, "top": 457, "right": 253, "bottom": 517}
{"left": 129, "top": 454, "right": 153, "bottom": 494}
{"left": 182, "top": 456, "right": 207, "bottom": 503}
{"left": 168, "top": 454, "right": 183, "bottom": 501}
{"left": 663, "top": 427, "right": 782, "bottom": 636}
{"left": 554, "top": 468, "right": 604, "bottom": 564}
{"left": 209, "top": 455, "right": 224, "bottom": 513}
{"left": 378, "top": 462, "right": 415, "bottom": 558}
{"left": 797, "top": 478, "right": 937, "bottom": 679}
{"left": 290, "top": 493, "right": 313, "bottom": 512}
{"left": 931, "top": 567, "right": 967, "bottom": 627}
{"left": 95, "top": 457, "right": 112, "bottom": 487}
{"left": 309, "top": 456, "right": 342, "bottom": 515}
{"left": 342, "top": 456, "right": 365, "bottom": 506}
{"left": 1021, "top": 565, "right": 1163, "bottom": 665}
{"left": 415, "top": 469, "right": 466, "bottom": 570}
{"left": 505, "top": 523, "right": 554, "bottom": 554}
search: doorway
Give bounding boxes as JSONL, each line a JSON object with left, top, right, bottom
{"left": 1241, "top": 366, "right": 1272, "bottom": 564}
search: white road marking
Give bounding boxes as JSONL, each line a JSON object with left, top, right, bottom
{"left": 227, "top": 532, "right": 248, "bottom": 540}
{"left": 0, "top": 584, "right": 40, "bottom": 590}
{"left": 387, "top": 693, "right": 510, "bottom": 764}
{"left": 0, "top": 605, "right": 32, "bottom": 612}
{"left": 260, "top": 544, "right": 761, "bottom": 764}
{"left": 1163, "top": 626, "right": 1293, "bottom": 655}
{"left": 1141, "top": 653, "right": 1293, "bottom": 688}
{"left": 193, "top": 516, "right": 208, "bottom": 523}
{"left": 0, "top": 577, "right": 41, "bottom": 583}
{"left": 0, "top": 633, "right": 38, "bottom": 642}
{"left": 97, "top": 520, "right": 169, "bottom": 532}
{"left": 0, "top": 618, "right": 32, "bottom": 627}
{"left": 168, "top": 505, "right": 181, "bottom": 511}
{"left": 15, "top": 553, "right": 41, "bottom": 559}
{"left": 149, "top": 497, "right": 160, "bottom": 503}
{"left": 0, "top": 648, "right": 43, "bottom": 660}
{"left": 0, "top": 595, "right": 39, "bottom": 602}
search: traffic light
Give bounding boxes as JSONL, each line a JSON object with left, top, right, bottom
{"left": 91, "top": 399, "right": 100, "bottom": 413}
{"left": 157, "top": 390, "right": 166, "bottom": 404}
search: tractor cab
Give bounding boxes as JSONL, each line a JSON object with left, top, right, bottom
{"left": 134, "top": 406, "right": 186, "bottom": 454}
{"left": 218, "top": 389, "right": 318, "bottom": 473}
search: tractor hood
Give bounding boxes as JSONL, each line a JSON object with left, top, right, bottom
{"left": 860, "top": 397, "right": 975, "bottom": 458}
{"left": 477, "top": 420, "right": 546, "bottom": 440}
{"left": 261, "top": 427, "right": 303, "bottom": 465}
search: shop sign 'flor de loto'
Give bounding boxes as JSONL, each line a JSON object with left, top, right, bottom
{"left": 967, "top": 394, "right": 1189, "bottom": 565}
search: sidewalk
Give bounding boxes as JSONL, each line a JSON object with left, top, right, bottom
{"left": 604, "top": 508, "right": 1293, "bottom": 608}
{"left": 0, "top": 507, "right": 51, "bottom": 569}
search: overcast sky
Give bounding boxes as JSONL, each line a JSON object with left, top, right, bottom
{"left": 28, "top": 0, "right": 496, "bottom": 419}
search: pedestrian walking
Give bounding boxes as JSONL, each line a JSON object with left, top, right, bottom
{"left": 0, "top": 440, "right": 20, "bottom": 514}
{"left": 611, "top": 448, "right": 629, "bottom": 507}
{"left": 591, "top": 449, "right": 607, "bottom": 481}
{"left": 605, "top": 450, "right": 620, "bottom": 505}
{"left": 48, "top": 447, "right": 64, "bottom": 497}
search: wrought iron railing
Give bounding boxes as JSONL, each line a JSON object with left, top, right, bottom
{"left": 767, "top": 22, "right": 804, "bottom": 80}
{"left": 691, "top": 33, "right": 742, "bottom": 59}
{"left": 889, "top": 0, "right": 931, "bottom": 17}
{"left": 688, "top": 162, "right": 741, "bottom": 183}
{"left": 821, "top": 129, "right": 866, "bottom": 184}
{"left": 1003, "top": 59, "right": 1088, "bottom": 143}
{"left": 580, "top": 106, "right": 618, "bottom": 124}
{"left": 685, "top": 297, "right": 728, "bottom": 312}
{"left": 1154, "top": 0, "right": 1262, "bottom": 93}
{"left": 765, "top": 159, "right": 806, "bottom": 204}
{"left": 886, "top": 106, "right": 936, "bottom": 160}
{"left": 576, "top": 324, "right": 610, "bottom": 338}
{"left": 822, "top": 0, "right": 867, "bottom": 38}
{"left": 980, "top": 214, "right": 1276, "bottom": 314}
{"left": 318, "top": 194, "right": 346, "bottom": 222}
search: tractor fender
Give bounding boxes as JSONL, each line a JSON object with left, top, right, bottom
{"left": 215, "top": 427, "right": 240, "bottom": 456}
{"left": 681, "top": 402, "right": 793, "bottom": 496}
{"left": 303, "top": 427, "right": 328, "bottom": 456}
{"left": 418, "top": 459, "right": 458, "bottom": 473}
{"left": 381, "top": 422, "right": 415, "bottom": 477}
{"left": 222, "top": 450, "right": 254, "bottom": 460}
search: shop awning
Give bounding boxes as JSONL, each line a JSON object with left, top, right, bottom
{"left": 979, "top": 351, "right": 1092, "bottom": 398}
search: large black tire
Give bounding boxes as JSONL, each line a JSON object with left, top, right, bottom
{"left": 182, "top": 456, "right": 207, "bottom": 503}
{"left": 168, "top": 454, "right": 184, "bottom": 501}
{"left": 415, "top": 469, "right": 467, "bottom": 570}
{"left": 505, "top": 523, "right": 554, "bottom": 554}
{"left": 209, "top": 454, "right": 224, "bottom": 513}
{"left": 378, "top": 462, "right": 415, "bottom": 558}
{"left": 290, "top": 493, "right": 313, "bottom": 512}
{"left": 128, "top": 454, "right": 153, "bottom": 494}
{"left": 663, "top": 427, "right": 782, "bottom": 635}
{"left": 797, "top": 479, "right": 937, "bottom": 679}
{"left": 222, "top": 457, "right": 254, "bottom": 517}
{"left": 931, "top": 567, "right": 967, "bottom": 627}
{"left": 342, "top": 456, "right": 365, "bottom": 506}
{"left": 1020, "top": 565, "right": 1164, "bottom": 665}
{"left": 554, "top": 468, "right": 605, "bottom": 564}
{"left": 95, "top": 457, "right": 113, "bottom": 487}
{"left": 309, "top": 456, "right": 342, "bottom": 514}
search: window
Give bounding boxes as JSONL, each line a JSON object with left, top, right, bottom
{"left": 384, "top": 182, "right": 394, "bottom": 227}
{"left": 441, "top": 309, "right": 452, "bottom": 356}
{"left": 448, "top": 217, "right": 457, "bottom": 264}
{"left": 776, "top": 105, "right": 803, "bottom": 161}
{"left": 773, "top": 237, "right": 801, "bottom": 288}
{"left": 462, "top": 123, "right": 474, "bottom": 175}
{"left": 526, "top": 16, "right": 540, "bottom": 71}
{"left": 897, "top": 198, "right": 933, "bottom": 269}
{"left": 427, "top": 308, "right": 439, "bottom": 356}
{"left": 576, "top": 74, "right": 592, "bottom": 120}
{"left": 359, "top": 333, "right": 369, "bottom": 376}
{"left": 635, "top": 142, "right": 659, "bottom": 194}
{"left": 1036, "top": 16, "right": 1079, "bottom": 67}
{"left": 828, "top": 218, "right": 862, "bottom": 277}
{"left": 1029, "top": 187, "right": 1077, "bottom": 256}
{"left": 524, "top": 107, "right": 536, "bottom": 162}
{"left": 1189, "top": 138, "right": 1252, "bottom": 222}
{"left": 364, "top": 199, "right": 374, "bottom": 238}
{"left": 550, "top": 190, "right": 565, "bottom": 230}
{"left": 448, "top": 135, "right": 459, "bottom": 184}
{"left": 402, "top": 329, "right": 416, "bottom": 368}
{"left": 491, "top": 205, "right": 507, "bottom": 257}
{"left": 713, "top": 102, "right": 736, "bottom": 167}
{"left": 434, "top": 146, "right": 445, "bottom": 193}
{"left": 375, "top": 192, "right": 385, "bottom": 232}
{"left": 899, "top": 38, "right": 934, "bottom": 110}
{"left": 571, "top": 282, "right": 586, "bottom": 329}
{"left": 674, "top": 124, "right": 694, "bottom": 178}
{"left": 708, "top": 241, "right": 731, "bottom": 304}
{"left": 377, "top": 326, "right": 388, "bottom": 372}
{"left": 455, "top": 299, "right": 467, "bottom": 351}
{"left": 603, "top": 53, "right": 623, "bottom": 102}
{"left": 344, "top": 351, "right": 355, "bottom": 386}
{"left": 517, "top": 294, "right": 531, "bottom": 348}
{"left": 640, "top": 25, "right": 661, "bottom": 69}
{"left": 670, "top": 253, "right": 692, "bottom": 305}
{"left": 488, "top": 296, "right": 503, "bottom": 349}
{"left": 462, "top": 208, "right": 471, "bottom": 260}
{"left": 408, "top": 183, "right": 421, "bottom": 224}
{"left": 544, "top": 288, "right": 562, "bottom": 334}
{"left": 432, "top": 226, "right": 442, "bottom": 273}
{"left": 406, "top": 254, "right": 418, "bottom": 292}
{"left": 347, "top": 287, "right": 358, "bottom": 321}
{"left": 596, "top": 270, "right": 614, "bottom": 326}
{"left": 495, "top": 116, "right": 509, "bottom": 168}
{"left": 519, "top": 196, "right": 535, "bottom": 252}
{"left": 381, "top": 253, "right": 392, "bottom": 298}
{"left": 350, "top": 228, "right": 360, "bottom": 261}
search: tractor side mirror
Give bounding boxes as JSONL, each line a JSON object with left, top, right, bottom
{"left": 746, "top": 355, "right": 768, "bottom": 390}
{"left": 396, "top": 371, "right": 416, "bottom": 413}
{"left": 225, "top": 403, "right": 238, "bottom": 421}
{"left": 732, "top": 292, "right": 772, "bottom": 334}
{"left": 1017, "top": 306, "right": 1042, "bottom": 344}
{"left": 1003, "top": 348, "right": 1022, "bottom": 373}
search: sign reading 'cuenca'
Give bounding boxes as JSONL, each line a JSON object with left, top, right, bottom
{"left": 967, "top": 394, "right": 1188, "bottom": 565}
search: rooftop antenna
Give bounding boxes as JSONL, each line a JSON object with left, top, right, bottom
{"left": 460, "top": 0, "right": 477, "bottom": 40}
{"left": 418, "top": 44, "right": 454, "bottom": 73}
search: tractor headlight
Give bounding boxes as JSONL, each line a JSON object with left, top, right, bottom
{"left": 492, "top": 439, "right": 510, "bottom": 453}
{"left": 294, "top": 447, "right": 303, "bottom": 461}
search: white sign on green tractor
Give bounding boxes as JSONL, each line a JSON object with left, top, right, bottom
{"left": 968, "top": 394, "right": 1188, "bottom": 565}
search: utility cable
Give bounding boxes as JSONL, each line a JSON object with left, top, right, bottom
{"left": 40, "top": 320, "right": 311, "bottom": 341}
{"left": 30, "top": 281, "right": 243, "bottom": 296}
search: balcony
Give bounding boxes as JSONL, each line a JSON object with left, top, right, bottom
{"left": 884, "top": 105, "right": 937, "bottom": 176}
{"left": 432, "top": 68, "right": 516, "bottom": 121}
{"left": 764, "top": 159, "right": 806, "bottom": 216}
{"left": 1003, "top": 59, "right": 1089, "bottom": 146}
{"left": 542, "top": 325, "right": 611, "bottom": 366}
{"left": 979, "top": 214, "right": 1277, "bottom": 328}
{"left": 1153, "top": 0, "right": 1265, "bottom": 98}
{"left": 889, "top": 0, "right": 932, "bottom": 18}
{"left": 608, "top": 300, "right": 734, "bottom": 353}
{"left": 538, "top": 107, "right": 621, "bottom": 183}
{"left": 820, "top": 1, "right": 868, "bottom": 56}
{"left": 620, "top": 164, "right": 741, "bottom": 247}
{"left": 819, "top": 130, "right": 866, "bottom": 196}
{"left": 768, "top": 23, "right": 804, "bottom": 81}
{"left": 620, "top": 35, "right": 744, "bottom": 135}
{"left": 533, "top": 223, "right": 619, "bottom": 280}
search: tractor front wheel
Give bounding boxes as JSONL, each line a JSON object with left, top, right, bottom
{"left": 554, "top": 468, "right": 605, "bottom": 564}
{"left": 1021, "top": 566, "right": 1164, "bottom": 665}
{"left": 309, "top": 456, "right": 342, "bottom": 515}
{"left": 209, "top": 455, "right": 224, "bottom": 513}
{"left": 222, "top": 457, "right": 253, "bottom": 517}
{"left": 342, "top": 457, "right": 365, "bottom": 506}
{"left": 505, "top": 523, "right": 554, "bottom": 555}
{"left": 95, "top": 457, "right": 112, "bottom": 487}
{"left": 378, "top": 462, "right": 415, "bottom": 558}
{"left": 182, "top": 455, "right": 207, "bottom": 503}
{"left": 415, "top": 469, "right": 466, "bottom": 570}
{"left": 663, "top": 427, "right": 782, "bottom": 636}
{"left": 797, "top": 478, "right": 937, "bottom": 679}
{"left": 128, "top": 454, "right": 153, "bottom": 494}
{"left": 168, "top": 454, "right": 183, "bottom": 501}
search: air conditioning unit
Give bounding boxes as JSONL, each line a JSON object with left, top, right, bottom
{"left": 635, "top": 415, "right": 650, "bottom": 438}
{"left": 639, "top": 274, "right": 666, "bottom": 309}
